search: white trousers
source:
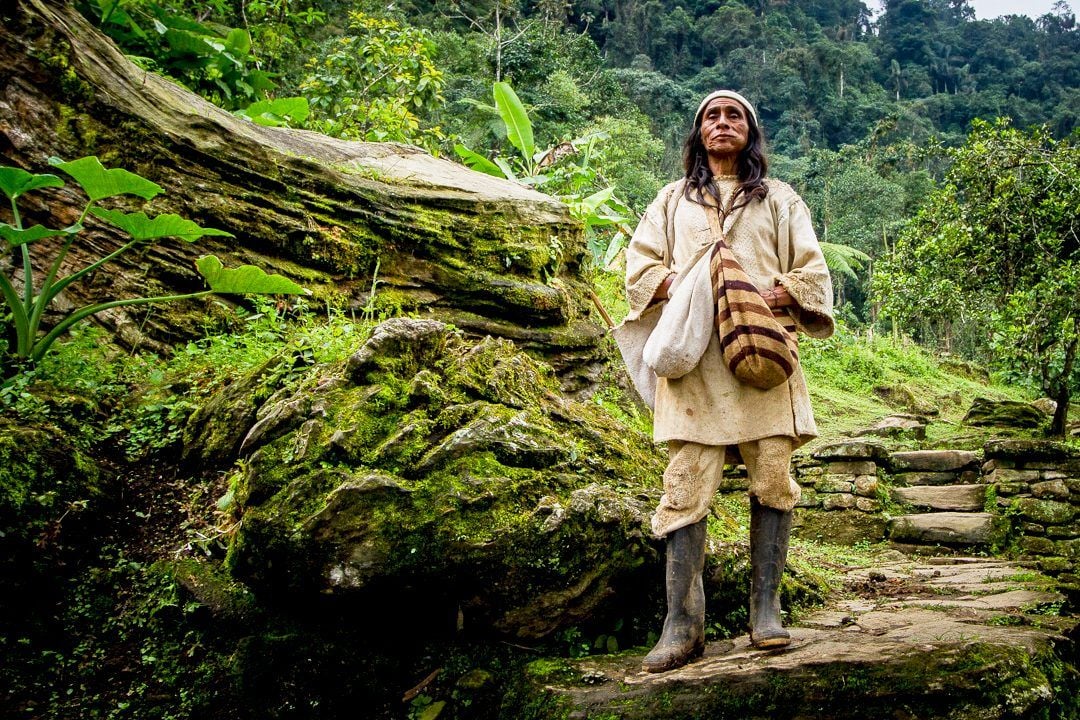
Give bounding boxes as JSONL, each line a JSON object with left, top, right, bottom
{"left": 651, "top": 437, "right": 800, "bottom": 537}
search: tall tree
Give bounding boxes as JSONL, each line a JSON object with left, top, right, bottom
{"left": 874, "top": 120, "right": 1080, "bottom": 434}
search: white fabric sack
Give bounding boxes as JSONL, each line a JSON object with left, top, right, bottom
{"left": 612, "top": 302, "right": 663, "bottom": 410}
{"left": 642, "top": 247, "right": 715, "bottom": 379}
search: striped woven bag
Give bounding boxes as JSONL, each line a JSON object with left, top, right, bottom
{"left": 704, "top": 205, "right": 798, "bottom": 390}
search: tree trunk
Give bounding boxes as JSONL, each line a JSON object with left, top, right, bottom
{"left": 0, "top": 0, "right": 605, "bottom": 389}
{"left": 1049, "top": 329, "right": 1078, "bottom": 437}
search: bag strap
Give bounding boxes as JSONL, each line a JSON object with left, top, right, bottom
{"left": 701, "top": 199, "right": 746, "bottom": 252}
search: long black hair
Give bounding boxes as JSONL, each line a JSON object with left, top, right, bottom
{"left": 682, "top": 108, "right": 768, "bottom": 215}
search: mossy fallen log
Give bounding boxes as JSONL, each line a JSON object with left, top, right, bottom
{"left": 0, "top": 0, "right": 604, "bottom": 387}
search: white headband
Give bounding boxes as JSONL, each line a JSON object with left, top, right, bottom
{"left": 694, "top": 90, "right": 758, "bottom": 127}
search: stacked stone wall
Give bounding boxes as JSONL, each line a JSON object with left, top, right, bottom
{"left": 713, "top": 439, "right": 1080, "bottom": 557}
{"left": 983, "top": 440, "right": 1080, "bottom": 574}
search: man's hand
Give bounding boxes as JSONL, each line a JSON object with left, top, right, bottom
{"left": 651, "top": 273, "right": 676, "bottom": 304}
{"left": 763, "top": 284, "right": 794, "bottom": 309}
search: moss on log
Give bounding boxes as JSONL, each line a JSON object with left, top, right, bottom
{"left": 0, "top": 0, "right": 603, "bottom": 385}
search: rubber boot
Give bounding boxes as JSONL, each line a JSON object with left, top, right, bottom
{"left": 749, "top": 497, "right": 793, "bottom": 649}
{"left": 641, "top": 518, "right": 707, "bottom": 673}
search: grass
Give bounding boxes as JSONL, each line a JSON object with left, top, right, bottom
{"left": 795, "top": 324, "right": 1035, "bottom": 451}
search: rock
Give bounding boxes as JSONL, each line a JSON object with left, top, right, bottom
{"left": 1031, "top": 398, "right": 1058, "bottom": 416}
{"left": 1014, "top": 498, "right": 1075, "bottom": 525}
{"left": 995, "top": 482, "right": 1026, "bottom": 496}
{"left": 888, "top": 512, "right": 999, "bottom": 545}
{"left": 892, "top": 470, "right": 967, "bottom": 486}
{"left": 852, "top": 414, "right": 928, "bottom": 440}
{"left": 1057, "top": 539, "right": 1080, "bottom": 558}
{"left": 1039, "top": 556, "right": 1073, "bottom": 573}
{"left": 813, "top": 440, "right": 890, "bottom": 463}
{"left": 889, "top": 450, "right": 979, "bottom": 472}
{"left": 892, "top": 485, "right": 985, "bottom": 512}
{"left": 226, "top": 319, "right": 670, "bottom": 639}
{"left": 964, "top": 398, "right": 1046, "bottom": 428}
{"left": 1021, "top": 536, "right": 1057, "bottom": 555}
{"left": 816, "top": 475, "right": 855, "bottom": 493}
{"left": 168, "top": 558, "right": 259, "bottom": 622}
{"left": 827, "top": 460, "right": 878, "bottom": 475}
{"left": 985, "top": 439, "right": 1080, "bottom": 462}
{"left": 988, "top": 468, "right": 1041, "bottom": 483}
{"left": 1032, "top": 480, "right": 1071, "bottom": 500}
{"left": 795, "top": 509, "right": 888, "bottom": 545}
{"left": 854, "top": 475, "right": 879, "bottom": 497}
{"left": 822, "top": 493, "right": 858, "bottom": 510}
{"left": 0, "top": 418, "right": 104, "bottom": 546}
{"left": 182, "top": 353, "right": 292, "bottom": 468}
{"left": 795, "top": 487, "right": 820, "bottom": 508}
{"left": 855, "top": 497, "right": 881, "bottom": 512}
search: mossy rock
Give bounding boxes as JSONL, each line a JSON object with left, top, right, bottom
{"left": 505, "top": 630, "right": 1079, "bottom": 719}
{"left": 963, "top": 398, "right": 1047, "bottom": 429}
{"left": 793, "top": 508, "right": 888, "bottom": 546}
{"left": 0, "top": 418, "right": 103, "bottom": 546}
{"left": 222, "top": 319, "right": 667, "bottom": 639}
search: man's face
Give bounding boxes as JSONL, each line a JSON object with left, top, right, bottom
{"left": 700, "top": 99, "right": 750, "bottom": 158}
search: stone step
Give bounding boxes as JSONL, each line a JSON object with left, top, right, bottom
{"left": 888, "top": 512, "right": 999, "bottom": 546}
{"left": 892, "top": 485, "right": 986, "bottom": 512}
{"left": 893, "top": 469, "right": 980, "bottom": 486}
{"left": 890, "top": 450, "right": 979, "bottom": 472}
{"left": 510, "top": 559, "right": 1074, "bottom": 720}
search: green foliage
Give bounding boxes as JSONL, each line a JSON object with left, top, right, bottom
{"left": 232, "top": 96, "right": 310, "bottom": 127}
{"left": 455, "top": 82, "right": 635, "bottom": 266}
{"left": 299, "top": 11, "right": 445, "bottom": 150}
{"left": 82, "top": 0, "right": 275, "bottom": 109}
{"left": 819, "top": 242, "right": 871, "bottom": 284}
{"left": 873, "top": 120, "right": 1080, "bottom": 433}
{"left": 0, "top": 157, "right": 306, "bottom": 378}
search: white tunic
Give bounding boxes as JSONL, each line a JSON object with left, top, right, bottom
{"left": 624, "top": 176, "right": 834, "bottom": 449}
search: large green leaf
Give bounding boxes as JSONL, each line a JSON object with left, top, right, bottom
{"left": 50, "top": 156, "right": 162, "bottom": 202}
{"left": 235, "top": 97, "right": 310, "bottom": 127}
{"left": 493, "top": 157, "right": 518, "bottom": 182}
{"left": 0, "top": 167, "right": 64, "bottom": 201}
{"left": 0, "top": 223, "right": 78, "bottom": 247}
{"left": 492, "top": 82, "right": 534, "bottom": 161}
{"left": 454, "top": 144, "right": 504, "bottom": 178}
{"left": 196, "top": 255, "right": 308, "bottom": 295}
{"left": 90, "top": 207, "right": 233, "bottom": 242}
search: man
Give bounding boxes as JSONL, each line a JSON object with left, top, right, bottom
{"left": 623, "top": 90, "right": 834, "bottom": 672}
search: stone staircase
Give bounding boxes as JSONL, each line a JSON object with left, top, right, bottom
{"left": 885, "top": 449, "right": 999, "bottom": 551}
{"left": 796, "top": 439, "right": 1080, "bottom": 560}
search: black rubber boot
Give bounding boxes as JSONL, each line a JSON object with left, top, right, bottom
{"left": 749, "top": 497, "right": 793, "bottom": 649}
{"left": 642, "top": 518, "right": 707, "bottom": 673}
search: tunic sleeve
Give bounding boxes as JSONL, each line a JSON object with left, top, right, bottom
{"left": 774, "top": 197, "right": 835, "bottom": 339}
{"left": 625, "top": 185, "right": 678, "bottom": 322}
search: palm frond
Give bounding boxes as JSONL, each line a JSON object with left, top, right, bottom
{"left": 820, "top": 241, "right": 871, "bottom": 282}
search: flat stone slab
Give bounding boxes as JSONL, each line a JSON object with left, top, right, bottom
{"left": 892, "top": 484, "right": 985, "bottom": 511}
{"left": 888, "top": 512, "right": 998, "bottom": 545}
{"left": 513, "top": 559, "right": 1076, "bottom": 720}
{"left": 892, "top": 470, "right": 977, "bottom": 486}
{"left": 812, "top": 440, "right": 889, "bottom": 462}
{"left": 887, "top": 589, "right": 1063, "bottom": 611}
{"left": 890, "top": 450, "right": 979, "bottom": 472}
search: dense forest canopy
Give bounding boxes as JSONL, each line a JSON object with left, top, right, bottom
{"left": 15, "top": 0, "right": 1080, "bottom": 416}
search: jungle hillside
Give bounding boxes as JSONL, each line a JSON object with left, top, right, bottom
{"left": 2, "top": 0, "right": 1080, "bottom": 718}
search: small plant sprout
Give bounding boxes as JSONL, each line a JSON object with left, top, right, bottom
{"left": 0, "top": 156, "right": 308, "bottom": 377}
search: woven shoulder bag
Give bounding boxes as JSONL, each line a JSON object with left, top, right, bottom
{"left": 703, "top": 204, "right": 798, "bottom": 390}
